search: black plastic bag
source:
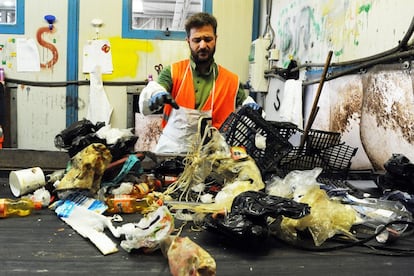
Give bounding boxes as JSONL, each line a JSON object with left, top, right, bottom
{"left": 54, "top": 119, "right": 105, "bottom": 157}
{"left": 384, "top": 154, "right": 414, "bottom": 176}
{"left": 54, "top": 119, "right": 137, "bottom": 160}
{"left": 107, "top": 135, "right": 139, "bottom": 161}
{"left": 377, "top": 154, "right": 414, "bottom": 193}
{"left": 153, "top": 157, "right": 185, "bottom": 177}
{"left": 54, "top": 119, "right": 104, "bottom": 149}
{"left": 204, "top": 213, "right": 269, "bottom": 243}
{"left": 231, "top": 190, "right": 311, "bottom": 219}
{"left": 203, "top": 191, "right": 310, "bottom": 243}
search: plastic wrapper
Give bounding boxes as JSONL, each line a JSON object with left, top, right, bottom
{"left": 52, "top": 191, "right": 108, "bottom": 215}
{"left": 266, "top": 167, "right": 323, "bottom": 200}
{"left": 381, "top": 190, "right": 414, "bottom": 215}
{"left": 265, "top": 167, "right": 357, "bottom": 245}
{"left": 211, "top": 154, "right": 264, "bottom": 189}
{"left": 280, "top": 186, "right": 357, "bottom": 246}
{"left": 115, "top": 205, "right": 174, "bottom": 252}
{"left": 23, "top": 187, "right": 51, "bottom": 207}
{"left": 161, "top": 236, "right": 216, "bottom": 276}
{"left": 53, "top": 195, "right": 118, "bottom": 255}
{"left": 166, "top": 177, "right": 265, "bottom": 215}
{"left": 203, "top": 191, "right": 310, "bottom": 243}
{"left": 347, "top": 197, "right": 412, "bottom": 226}
{"left": 345, "top": 194, "right": 413, "bottom": 240}
{"left": 55, "top": 143, "right": 112, "bottom": 194}
{"left": 213, "top": 178, "right": 264, "bottom": 210}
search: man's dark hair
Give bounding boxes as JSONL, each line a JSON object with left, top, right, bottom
{"left": 185, "top": 12, "right": 217, "bottom": 37}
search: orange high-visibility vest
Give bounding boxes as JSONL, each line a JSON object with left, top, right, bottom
{"left": 162, "top": 59, "right": 239, "bottom": 129}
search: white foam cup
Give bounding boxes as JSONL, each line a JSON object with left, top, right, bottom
{"left": 9, "top": 167, "right": 46, "bottom": 197}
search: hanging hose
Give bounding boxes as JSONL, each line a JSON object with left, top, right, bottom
{"left": 262, "top": 0, "right": 275, "bottom": 50}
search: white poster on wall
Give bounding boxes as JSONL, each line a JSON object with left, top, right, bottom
{"left": 16, "top": 38, "right": 40, "bottom": 72}
{"left": 82, "top": 40, "right": 113, "bottom": 74}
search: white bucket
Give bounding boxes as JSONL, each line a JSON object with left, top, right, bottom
{"left": 9, "top": 167, "right": 46, "bottom": 197}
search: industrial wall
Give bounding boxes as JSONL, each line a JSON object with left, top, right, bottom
{"left": 0, "top": 0, "right": 253, "bottom": 150}
{"left": 261, "top": 0, "right": 414, "bottom": 170}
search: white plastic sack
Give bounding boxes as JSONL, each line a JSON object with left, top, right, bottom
{"left": 86, "top": 66, "right": 113, "bottom": 125}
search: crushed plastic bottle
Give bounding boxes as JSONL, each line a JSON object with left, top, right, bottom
{"left": 131, "top": 174, "right": 161, "bottom": 198}
{"left": 131, "top": 182, "right": 154, "bottom": 198}
{"left": 105, "top": 194, "right": 152, "bottom": 214}
{"left": 0, "top": 198, "right": 42, "bottom": 218}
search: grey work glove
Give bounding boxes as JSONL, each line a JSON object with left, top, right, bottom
{"left": 244, "top": 102, "right": 262, "bottom": 112}
{"left": 148, "top": 91, "right": 179, "bottom": 112}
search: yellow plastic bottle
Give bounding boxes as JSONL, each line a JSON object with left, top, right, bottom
{"left": 0, "top": 198, "right": 41, "bottom": 218}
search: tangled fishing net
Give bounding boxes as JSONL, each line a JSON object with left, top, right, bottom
{"left": 163, "top": 123, "right": 265, "bottom": 214}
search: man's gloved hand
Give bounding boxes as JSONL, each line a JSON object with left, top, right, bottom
{"left": 149, "top": 91, "right": 179, "bottom": 111}
{"left": 244, "top": 102, "right": 262, "bottom": 112}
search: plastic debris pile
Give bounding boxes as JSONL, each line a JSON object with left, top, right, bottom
{"left": 3, "top": 115, "right": 414, "bottom": 276}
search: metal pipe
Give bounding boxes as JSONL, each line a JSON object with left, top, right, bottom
{"left": 303, "top": 49, "right": 414, "bottom": 86}
{"left": 4, "top": 78, "right": 148, "bottom": 87}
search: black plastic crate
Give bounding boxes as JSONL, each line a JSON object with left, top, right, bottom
{"left": 268, "top": 121, "right": 298, "bottom": 140}
{"left": 277, "top": 143, "right": 358, "bottom": 179}
{"left": 303, "top": 129, "right": 341, "bottom": 150}
{"left": 220, "top": 107, "right": 293, "bottom": 173}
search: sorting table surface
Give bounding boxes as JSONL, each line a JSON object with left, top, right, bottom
{"left": 0, "top": 178, "right": 413, "bottom": 276}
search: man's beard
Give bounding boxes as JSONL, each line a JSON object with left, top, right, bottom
{"left": 191, "top": 47, "right": 215, "bottom": 65}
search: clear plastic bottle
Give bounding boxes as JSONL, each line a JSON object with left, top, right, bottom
{"left": 0, "top": 198, "right": 42, "bottom": 218}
